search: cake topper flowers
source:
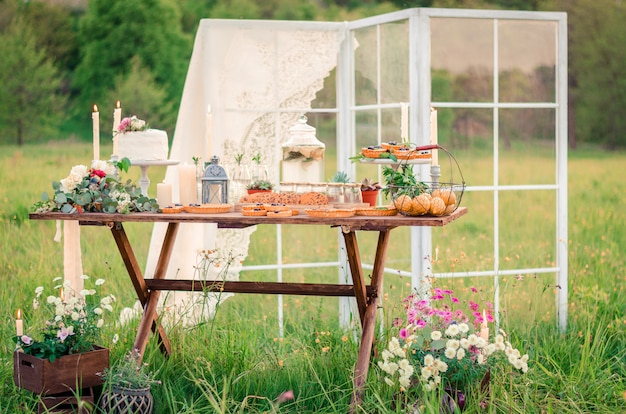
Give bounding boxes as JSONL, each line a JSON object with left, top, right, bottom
{"left": 116, "top": 115, "right": 148, "bottom": 134}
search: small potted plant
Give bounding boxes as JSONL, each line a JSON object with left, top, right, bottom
{"left": 360, "top": 178, "right": 382, "bottom": 206}
{"left": 246, "top": 180, "right": 273, "bottom": 195}
{"left": 99, "top": 348, "right": 160, "bottom": 414}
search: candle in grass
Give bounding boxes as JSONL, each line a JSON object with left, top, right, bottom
{"left": 15, "top": 309, "right": 23, "bottom": 337}
{"left": 479, "top": 309, "right": 489, "bottom": 340}
{"left": 92, "top": 104, "right": 100, "bottom": 160}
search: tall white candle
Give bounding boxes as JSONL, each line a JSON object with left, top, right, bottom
{"left": 400, "top": 102, "right": 408, "bottom": 141}
{"left": 205, "top": 105, "right": 213, "bottom": 161}
{"left": 15, "top": 309, "right": 23, "bottom": 337}
{"left": 178, "top": 163, "right": 197, "bottom": 205}
{"left": 430, "top": 107, "right": 438, "bottom": 165}
{"left": 112, "top": 101, "right": 121, "bottom": 157}
{"left": 92, "top": 104, "right": 100, "bottom": 160}
{"left": 156, "top": 181, "right": 173, "bottom": 207}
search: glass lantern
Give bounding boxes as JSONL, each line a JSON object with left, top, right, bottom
{"left": 202, "top": 156, "right": 229, "bottom": 204}
{"left": 281, "top": 115, "right": 325, "bottom": 183}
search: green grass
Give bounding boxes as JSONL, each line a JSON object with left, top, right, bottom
{"left": 1, "top": 142, "right": 625, "bottom": 412}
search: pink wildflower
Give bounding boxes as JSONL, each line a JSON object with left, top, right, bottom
{"left": 57, "top": 327, "right": 73, "bottom": 342}
{"left": 20, "top": 335, "right": 32, "bottom": 345}
{"left": 399, "top": 328, "right": 408, "bottom": 339}
{"left": 276, "top": 390, "right": 295, "bottom": 404}
{"left": 469, "top": 300, "right": 479, "bottom": 312}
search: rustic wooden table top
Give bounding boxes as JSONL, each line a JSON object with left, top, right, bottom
{"left": 30, "top": 207, "right": 467, "bottom": 231}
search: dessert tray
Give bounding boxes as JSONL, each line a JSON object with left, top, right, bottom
{"left": 304, "top": 208, "right": 356, "bottom": 218}
{"left": 182, "top": 204, "right": 233, "bottom": 214}
{"left": 354, "top": 206, "right": 398, "bottom": 216}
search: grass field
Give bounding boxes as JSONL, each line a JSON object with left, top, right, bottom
{"left": 1, "top": 142, "right": 625, "bottom": 413}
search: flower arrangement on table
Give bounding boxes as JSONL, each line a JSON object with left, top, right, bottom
{"left": 31, "top": 159, "right": 159, "bottom": 214}
{"left": 14, "top": 276, "right": 116, "bottom": 362}
{"left": 378, "top": 287, "right": 529, "bottom": 405}
{"left": 116, "top": 115, "right": 149, "bottom": 134}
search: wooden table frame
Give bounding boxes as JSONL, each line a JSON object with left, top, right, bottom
{"left": 30, "top": 208, "right": 466, "bottom": 409}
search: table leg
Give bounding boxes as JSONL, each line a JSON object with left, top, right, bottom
{"left": 342, "top": 230, "right": 366, "bottom": 325}
{"left": 110, "top": 223, "right": 170, "bottom": 357}
{"left": 349, "top": 230, "right": 391, "bottom": 412}
{"left": 132, "top": 222, "right": 179, "bottom": 359}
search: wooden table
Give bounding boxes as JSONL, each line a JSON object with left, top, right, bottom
{"left": 30, "top": 207, "right": 467, "bottom": 408}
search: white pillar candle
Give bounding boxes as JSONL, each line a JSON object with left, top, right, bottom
{"left": 430, "top": 107, "right": 438, "bottom": 165}
{"left": 112, "top": 101, "right": 121, "bottom": 157}
{"left": 92, "top": 105, "right": 100, "bottom": 160}
{"left": 400, "top": 102, "right": 408, "bottom": 141}
{"left": 178, "top": 163, "right": 197, "bottom": 205}
{"left": 156, "top": 181, "right": 173, "bottom": 207}
{"left": 205, "top": 105, "right": 212, "bottom": 161}
{"left": 15, "top": 309, "right": 23, "bottom": 337}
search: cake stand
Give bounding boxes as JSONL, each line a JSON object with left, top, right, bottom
{"left": 130, "top": 160, "right": 180, "bottom": 196}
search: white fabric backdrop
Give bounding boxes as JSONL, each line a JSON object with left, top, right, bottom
{"left": 143, "top": 19, "right": 345, "bottom": 325}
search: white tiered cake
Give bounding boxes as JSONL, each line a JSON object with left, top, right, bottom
{"left": 117, "top": 129, "right": 169, "bottom": 161}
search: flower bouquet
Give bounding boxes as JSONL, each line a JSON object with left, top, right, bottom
{"left": 13, "top": 276, "right": 116, "bottom": 395}
{"left": 31, "top": 159, "right": 159, "bottom": 214}
{"left": 116, "top": 115, "right": 148, "bottom": 134}
{"left": 378, "top": 287, "right": 529, "bottom": 411}
{"left": 15, "top": 276, "right": 116, "bottom": 362}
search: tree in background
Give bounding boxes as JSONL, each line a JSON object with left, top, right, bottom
{"left": 73, "top": 0, "right": 191, "bottom": 128}
{"left": 559, "top": 0, "right": 626, "bottom": 150}
{"left": 0, "top": 17, "right": 67, "bottom": 145}
{"left": 105, "top": 57, "right": 177, "bottom": 139}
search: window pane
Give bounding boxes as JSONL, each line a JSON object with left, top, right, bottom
{"left": 431, "top": 17, "right": 494, "bottom": 102}
{"left": 498, "top": 20, "right": 557, "bottom": 103}
{"left": 498, "top": 108, "right": 556, "bottom": 185}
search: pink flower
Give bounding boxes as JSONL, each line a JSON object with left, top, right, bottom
{"left": 57, "top": 327, "right": 73, "bottom": 342}
{"left": 276, "top": 390, "right": 294, "bottom": 404}
{"left": 393, "top": 318, "right": 403, "bottom": 327}
{"left": 399, "top": 328, "right": 408, "bottom": 339}
{"left": 118, "top": 117, "right": 131, "bottom": 132}
{"left": 415, "top": 319, "right": 427, "bottom": 328}
{"left": 20, "top": 335, "right": 32, "bottom": 345}
{"left": 469, "top": 300, "right": 479, "bottom": 312}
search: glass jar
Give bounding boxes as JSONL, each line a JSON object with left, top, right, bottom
{"left": 326, "top": 183, "right": 344, "bottom": 204}
{"left": 344, "top": 183, "right": 363, "bottom": 204}
{"left": 310, "top": 183, "right": 328, "bottom": 194}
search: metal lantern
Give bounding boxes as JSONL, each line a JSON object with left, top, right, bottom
{"left": 202, "top": 155, "right": 229, "bottom": 204}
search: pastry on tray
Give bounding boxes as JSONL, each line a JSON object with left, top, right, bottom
{"left": 266, "top": 209, "right": 293, "bottom": 217}
{"left": 183, "top": 203, "right": 233, "bottom": 214}
{"left": 304, "top": 208, "right": 356, "bottom": 218}
{"left": 263, "top": 203, "right": 290, "bottom": 211}
{"left": 242, "top": 207, "right": 267, "bottom": 216}
{"left": 355, "top": 206, "right": 398, "bottom": 216}
{"left": 160, "top": 205, "right": 184, "bottom": 214}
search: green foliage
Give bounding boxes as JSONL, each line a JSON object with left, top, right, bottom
{"left": 106, "top": 57, "right": 177, "bottom": 135}
{"left": 100, "top": 349, "right": 161, "bottom": 389}
{"left": 73, "top": 0, "right": 191, "bottom": 116}
{"left": 0, "top": 17, "right": 67, "bottom": 145}
{"left": 563, "top": 0, "right": 626, "bottom": 149}
{"left": 330, "top": 170, "right": 350, "bottom": 183}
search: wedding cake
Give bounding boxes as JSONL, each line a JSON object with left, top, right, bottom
{"left": 116, "top": 116, "right": 169, "bottom": 161}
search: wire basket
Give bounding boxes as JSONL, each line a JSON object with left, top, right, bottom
{"left": 386, "top": 145, "right": 466, "bottom": 217}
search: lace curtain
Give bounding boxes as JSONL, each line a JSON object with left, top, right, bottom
{"left": 142, "top": 20, "right": 345, "bottom": 325}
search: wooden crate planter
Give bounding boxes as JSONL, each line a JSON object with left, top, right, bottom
{"left": 39, "top": 387, "right": 95, "bottom": 414}
{"left": 14, "top": 346, "right": 109, "bottom": 395}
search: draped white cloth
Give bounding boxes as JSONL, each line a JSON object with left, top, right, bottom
{"left": 144, "top": 19, "right": 345, "bottom": 325}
